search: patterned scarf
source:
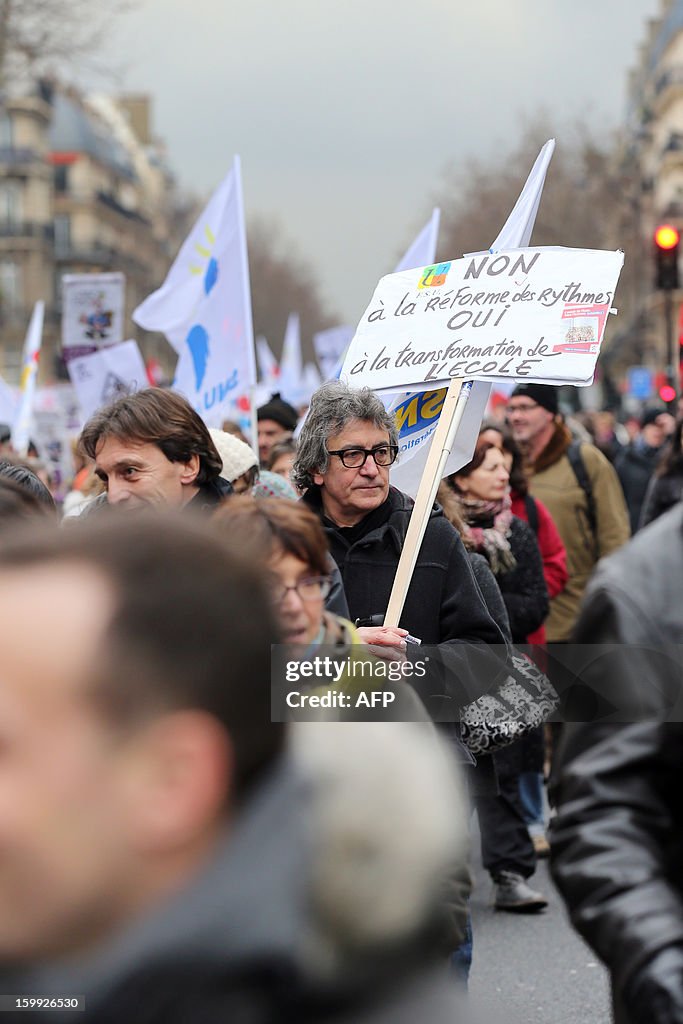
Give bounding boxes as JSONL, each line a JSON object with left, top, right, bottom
{"left": 455, "top": 493, "right": 516, "bottom": 576}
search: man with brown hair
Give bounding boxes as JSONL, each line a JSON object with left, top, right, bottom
{"left": 79, "top": 388, "right": 233, "bottom": 512}
{"left": 0, "top": 514, "right": 467, "bottom": 1023}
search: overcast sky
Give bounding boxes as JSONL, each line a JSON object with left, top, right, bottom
{"left": 101, "top": 0, "right": 660, "bottom": 330}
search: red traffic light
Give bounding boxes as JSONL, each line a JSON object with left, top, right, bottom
{"left": 659, "top": 384, "right": 677, "bottom": 403}
{"left": 655, "top": 224, "right": 680, "bottom": 250}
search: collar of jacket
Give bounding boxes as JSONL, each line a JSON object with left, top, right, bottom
{"left": 187, "top": 475, "right": 234, "bottom": 510}
{"left": 532, "top": 421, "right": 573, "bottom": 474}
{"left": 302, "top": 486, "right": 441, "bottom": 555}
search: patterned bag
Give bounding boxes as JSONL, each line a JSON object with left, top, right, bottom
{"left": 460, "top": 652, "right": 558, "bottom": 756}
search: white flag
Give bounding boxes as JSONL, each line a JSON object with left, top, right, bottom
{"left": 67, "top": 340, "right": 148, "bottom": 422}
{"left": 0, "top": 374, "right": 18, "bottom": 428}
{"left": 394, "top": 208, "right": 440, "bottom": 273}
{"left": 256, "top": 335, "right": 280, "bottom": 389}
{"left": 387, "top": 141, "right": 556, "bottom": 496}
{"left": 11, "top": 301, "right": 44, "bottom": 455}
{"left": 278, "top": 313, "right": 303, "bottom": 407}
{"left": 301, "top": 362, "right": 322, "bottom": 405}
{"left": 133, "top": 156, "right": 256, "bottom": 427}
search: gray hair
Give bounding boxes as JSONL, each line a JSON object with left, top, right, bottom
{"left": 293, "top": 381, "right": 399, "bottom": 492}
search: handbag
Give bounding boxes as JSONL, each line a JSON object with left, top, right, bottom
{"left": 460, "top": 651, "right": 558, "bottom": 756}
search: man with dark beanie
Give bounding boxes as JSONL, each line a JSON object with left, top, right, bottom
{"left": 257, "top": 393, "right": 298, "bottom": 466}
{"left": 506, "top": 382, "right": 629, "bottom": 644}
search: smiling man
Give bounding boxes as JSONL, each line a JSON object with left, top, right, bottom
{"left": 78, "top": 389, "right": 233, "bottom": 513}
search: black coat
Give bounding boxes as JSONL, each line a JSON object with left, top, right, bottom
{"left": 494, "top": 516, "right": 549, "bottom": 644}
{"left": 550, "top": 504, "right": 683, "bottom": 1024}
{"left": 615, "top": 442, "right": 662, "bottom": 533}
{"left": 303, "top": 486, "right": 508, "bottom": 717}
{"left": 639, "top": 471, "right": 683, "bottom": 528}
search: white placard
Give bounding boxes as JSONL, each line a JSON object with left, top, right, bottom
{"left": 62, "top": 273, "right": 125, "bottom": 358}
{"left": 342, "top": 247, "right": 624, "bottom": 390}
{"left": 314, "top": 325, "right": 354, "bottom": 380}
{"left": 67, "top": 340, "right": 148, "bottom": 421}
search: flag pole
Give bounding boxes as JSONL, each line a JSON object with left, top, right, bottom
{"left": 384, "top": 378, "right": 471, "bottom": 627}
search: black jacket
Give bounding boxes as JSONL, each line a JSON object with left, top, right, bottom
{"left": 303, "top": 486, "right": 508, "bottom": 719}
{"left": 474, "top": 515, "right": 549, "bottom": 645}
{"left": 639, "top": 471, "right": 683, "bottom": 529}
{"left": 550, "top": 504, "right": 683, "bottom": 1024}
{"left": 615, "top": 442, "right": 662, "bottom": 533}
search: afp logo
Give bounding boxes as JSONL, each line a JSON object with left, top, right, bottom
{"left": 418, "top": 262, "right": 451, "bottom": 290}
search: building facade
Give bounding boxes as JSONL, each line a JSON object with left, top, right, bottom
{"left": 0, "top": 80, "right": 185, "bottom": 382}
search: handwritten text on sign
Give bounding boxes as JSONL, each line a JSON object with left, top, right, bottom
{"left": 341, "top": 247, "right": 625, "bottom": 390}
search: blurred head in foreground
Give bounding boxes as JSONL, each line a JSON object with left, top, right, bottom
{"left": 0, "top": 513, "right": 281, "bottom": 963}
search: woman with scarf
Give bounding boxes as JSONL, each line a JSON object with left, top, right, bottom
{"left": 444, "top": 441, "right": 550, "bottom": 913}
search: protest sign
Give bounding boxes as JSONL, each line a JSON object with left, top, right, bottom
{"left": 67, "top": 340, "right": 147, "bottom": 421}
{"left": 62, "top": 273, "right": 125, "bottom": 359}
{"left": 32, "top": 384, "right": 81, "bottom": 502}
{"left": 314, "top": 325, "right": 354, "bottom": 381}
{"left": 342, "top": 246, "right": 624, "bottom": 392}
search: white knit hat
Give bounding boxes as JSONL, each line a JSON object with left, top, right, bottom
{"left": 209, "top": 429, "right": 258, "bottom": 483}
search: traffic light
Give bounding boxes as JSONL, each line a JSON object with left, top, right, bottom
{"left": 654, "top": 223, "right": 680, "bottom": 290}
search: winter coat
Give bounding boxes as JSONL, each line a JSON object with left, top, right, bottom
{"left": 489, "top": 516, "right": 549, "bottom": 645}
{"left": 639, "top": 470, "right": 683, "bottom": 528}
{"left": 510, "top": 492, "right": 568, "bottom": 646}
{"left": 614, "top": 441, "right": 662, "bottom": 533}
{"left": 302, "top": 486, "right": 509, "bottom": 722}
{"left": 1, "top": 728, "right": 469, "bottom": 1024}
{"left": 550, "top": 504, "right": 683, "bottom": 1024}
{"left": 527, "top": 423, "right": 630, "bottom": 641}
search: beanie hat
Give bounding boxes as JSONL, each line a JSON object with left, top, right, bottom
{"left": 252, "top": 470, "right": 298, "bottom": 500}
{"left": 509, "top": 382, "right": 559, "bottom": 415}
{"left": 640, "top": 407, "right": 662, "bottom": 429}
{"left": 209, "top": 429, "right": 258, "bottom": 483}
{"left": 256, "top": 393, "right": 299, "bottom": 432}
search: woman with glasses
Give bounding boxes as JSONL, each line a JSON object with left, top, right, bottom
{"left": 212, "top": 495, "right": 426, "bottom": 715}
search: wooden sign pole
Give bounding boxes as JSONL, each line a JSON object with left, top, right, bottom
{"left": 384, "top": 378, "right": 472, "bottom": 627}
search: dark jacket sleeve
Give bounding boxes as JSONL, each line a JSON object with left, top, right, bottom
{"left": 551, "top": 573, "right": 683, "bottom": 1024}
{"left": 324, "top": 555, "right": 350, "bottom": 619}
{"left": 496, "top": 518, "right": 549, "bottom": 644}
{"left": 640, "top": 475, "right": 683, "bottom": 530}
{"left": 410, "top": 523, "right": 510, "bottom": 715}
{"left": 468, "top": 552, "right": 512, "bottom": 643}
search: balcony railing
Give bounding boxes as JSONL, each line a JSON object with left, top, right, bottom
{"left": 0, "top": 146, "right": 44, "bottom": 167}
{"left": 0, "top": 221, "right": 54, "bottom": 241}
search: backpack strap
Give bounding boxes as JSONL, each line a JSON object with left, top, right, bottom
{"left": 524, "top": 493, "right": 539, "bottom": 535}
{"left": 567, "top": 441, "right": 597, "bottom": 534}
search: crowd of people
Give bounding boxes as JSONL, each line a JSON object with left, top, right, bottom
{"left": 0, "top": 379, "right": 680, "bottom": 1022}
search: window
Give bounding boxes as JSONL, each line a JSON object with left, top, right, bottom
{"left": 54, "top": 215, "right": 71, "bottom": 255}
{"left": 0, "top": 114, "right": 13, "bottom": 149}
{"left": 0, "top": 182, "right": 22, "bottom": 227}
{"left": 54, "top": 164, "right": 69, "bottom": 192}
{"left": 0, "top": 262, "right": 23, "bottom": 314}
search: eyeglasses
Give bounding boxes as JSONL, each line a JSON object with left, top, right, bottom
{"left": 505, "top": 402, "right": 540, "bottom": 415}
{"left": 326, "top": 444, "right": 399, "bottom": 469}
{"left": 271, "top": 575, "right": 332, "bottom": 604}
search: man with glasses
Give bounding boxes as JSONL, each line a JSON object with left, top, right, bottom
{"left": 506, "top": 382, "right": 629, "bottom": 645}
{"left": 294, "top": 380, "right": 505, "bottom": 710}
